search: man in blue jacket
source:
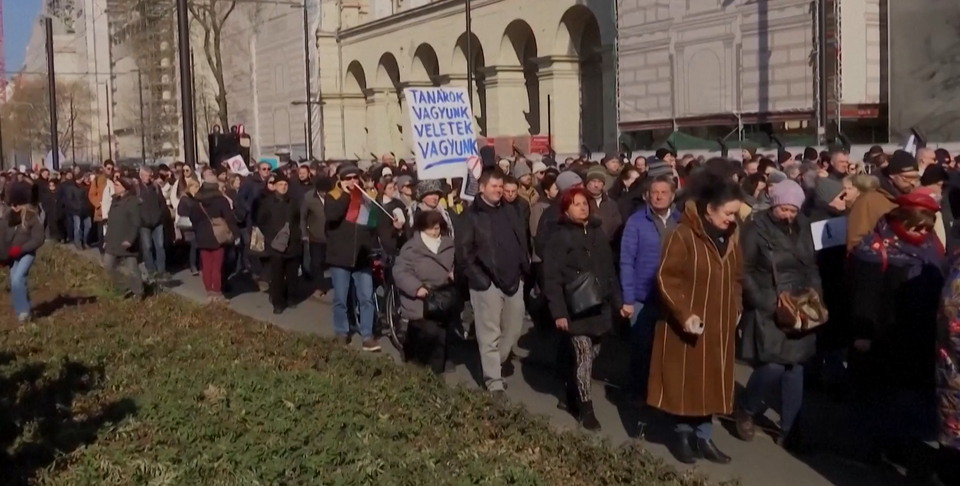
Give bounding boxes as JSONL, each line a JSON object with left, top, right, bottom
{"left": 619, "top": 173, "right": 679, "bottom": 403}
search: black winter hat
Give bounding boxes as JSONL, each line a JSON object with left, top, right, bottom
{"left": 8, "top": 183, "right": 31, "bottom": 206}
{"left": 887, "top": 150, "right": 919, "bottom": 176}
{"left": 921, "top": 164, "right": 948, "bottom": 186}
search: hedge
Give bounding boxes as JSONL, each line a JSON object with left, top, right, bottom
{"left": 0, "top": 248, "right": 735, "bottom": 486}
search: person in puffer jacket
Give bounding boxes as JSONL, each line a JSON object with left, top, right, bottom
{"left": 0, "top": 183, "right": 45, "bottom": 322}
{"left": 619, "top": 174, "right": 679, "bottom": 402}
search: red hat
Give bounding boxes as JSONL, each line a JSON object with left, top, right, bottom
{"left": 895, "top": 191, "right": 940, "bottom": 212}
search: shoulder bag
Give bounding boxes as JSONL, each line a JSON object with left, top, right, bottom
{"left": 563, "top": 271, "right": 604, "bottom": 316}
{"left": 424, "top": 283, "right": 460, "bottom": 323}
{"left": 200, "top": 204, "right": 234, "bottom": 245}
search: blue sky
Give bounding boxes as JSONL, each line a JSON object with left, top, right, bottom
{"left": 4, "top": 0, "right": 42, "bottom": 72}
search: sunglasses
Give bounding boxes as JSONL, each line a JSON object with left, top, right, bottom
{"left": 342, "top": 175, "right": 359, "bottom": 181}
{"left": 259, "top": 167, "right": 271, "bottom": 172}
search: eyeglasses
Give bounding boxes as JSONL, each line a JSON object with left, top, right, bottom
{"left": 259, "top": 167, "right": 271, "bottom": 172}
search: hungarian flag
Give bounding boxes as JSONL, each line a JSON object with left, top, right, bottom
{"left": 346, "top": 185, "right": 379, "bottom": 227}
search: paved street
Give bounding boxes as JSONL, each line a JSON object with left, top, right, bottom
{"left": 75, "top": 247, "right": 918, "bottom": 486}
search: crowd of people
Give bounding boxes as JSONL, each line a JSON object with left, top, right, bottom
{"left": 2, "top": 142, "right": 960, "bottom": 484}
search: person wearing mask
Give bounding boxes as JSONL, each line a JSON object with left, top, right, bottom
{"left": 301, "top": 176, "right": 332, "bottom": 298}
{"left": 543, "top": 186, "right": 625, "bottom": 431}
{"left": 176, "top": 179, "right": 202, "bottom": 275}
{"left": 325, "top": 165, "right": 379, "bottom": 351}
{"left": 583, "top": 166, "right": 622, "bottom": 240}
{"left": 138, "top": 167, "right": 169, "bottom": 281}
{"left": 89, "top": 161, "right": 115, "bottom": 254}
{"left": 846, "top": 150, "right": 919, "bottom": 252}
{"left": 255, "top": 173, "right": 303, "bottom": 314}
{"left": 393, "top": 210, "right": 457, "bottom": 374}
{"left": 189, "top": 180, "right": 241, "bottom": 303}
{"left": 848, "top": 192, "right": 944, "bottom": 467}
{"left": 619, "top": 174, "right": 680, "bottom": 405}
{"left": 103, "top": 176, "right": 144, "bottom": 299}
{"left": 458, "top": 170, "right": 529, "bottom": 397}
{"left": 648, "top": 167, "right": 744, "bottom": 465}
{"left": 737, "top": 180, "right": 822, "bottom": 450}
{"left": 0, "top": 185, "right": 45, "bottom": 322}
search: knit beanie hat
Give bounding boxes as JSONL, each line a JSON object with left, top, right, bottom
{"left": 416, "top": 178, "right": 445, "bottom": 200}
{"left": 8, "top": 183, "right": 31, "bottom": 207}
{"left": 813, "top": 177, "right": 844, "bottom": 205}
{"left": 585, "top": 165, "right": 607, "bottom": 185}
{"left": 645, "top": 159, "right": 673, "bottom": 179}
{"left": 511, "top": 162, "right": 532, "bottom": 179}
{"left": 767, "top": 170, "right": 788, "bottom": 184}
{"left": 769, "top": 179, "right": 806, "bottom": 209}
{"left": 556, "top": 171, "right": 582, "bottom": 191}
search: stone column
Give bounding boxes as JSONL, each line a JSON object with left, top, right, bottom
{"left": 365, "top": 88, "right": 393, "bottom": 157}
{"left": 478, "top": 65, "right": 528, "bottom": 139}
{"left": 535, "top": 56, "right": 581, "bottom": 156}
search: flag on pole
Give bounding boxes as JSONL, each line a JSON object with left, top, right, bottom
{"left": 346, "top": 185, "right": 379, "bottom": 227}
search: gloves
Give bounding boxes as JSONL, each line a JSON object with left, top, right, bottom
{"left": 8, "top": 246, "right": 22, "bottom": 260}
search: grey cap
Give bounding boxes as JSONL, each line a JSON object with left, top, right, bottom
{"left": 511, "top": 162, "right": 531, "bottom": 179}
{"left": 645, "top": 159, "right": 673, "bottom": 179}
{"left": 814, "top": 177, "right": 845, "bottom": 205}
{"left": 395, "top": 175, "right": 414, "bottom": 189}
{"left": 767, "top": 170, "right": 788, "bottom": 184}
{"left": 556, "top": 171, "right": 583, "bottom": 191}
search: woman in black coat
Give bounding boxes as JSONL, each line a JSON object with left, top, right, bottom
{"left": 543, "top": 187, "right": 626, "bottom": 432}
{"left": 255, "top": 174, "right": 303, "bottom": 314}
{"left": 189, "top": 181, "right": 240, "bottom": 302}
{"left": 736, "top": 180, "right": 822, "bottom": 448}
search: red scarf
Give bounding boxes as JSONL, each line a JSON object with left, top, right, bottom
{"left": 889, "top": 218, "right": 944, "bottom": 255}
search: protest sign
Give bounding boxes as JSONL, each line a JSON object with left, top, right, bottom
{"left": 460, "top": 155, "right": 482, "bottom": 201}
{"left": 810, "top": 216, "right": 847, "bottom": 251}
{"left": 404, "top": 87, "right": 478, "bottom": 180}
{"left": 224, "top": 155, "right": 250, "bottom": 176}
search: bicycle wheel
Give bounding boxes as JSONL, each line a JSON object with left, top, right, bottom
{"left": 384, "top": 285, "right": 405, "bottom": 352}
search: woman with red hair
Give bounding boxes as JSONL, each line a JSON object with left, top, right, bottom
{"left": 543, "top": 187, "right": 626, "bottom": 431}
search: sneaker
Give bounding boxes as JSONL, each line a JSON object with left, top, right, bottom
{"left": 17, "top": 312, "right": 31, "bottom": 323}
{"left": 362, "top": 338, "right": 381, "bottom": 352}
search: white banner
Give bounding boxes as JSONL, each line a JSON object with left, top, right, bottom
{"left": 225, "top": 155, "right": 250, "bottom": 176}
{"left": 405, "top": 87, "right": 478, "bottom": 180}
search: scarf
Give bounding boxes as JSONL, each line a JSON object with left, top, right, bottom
{"left": 853, "top": 217, "right": 944, "bottom": 278}
{"left": 421, "top": 232, "right": 441, "bottom": 254}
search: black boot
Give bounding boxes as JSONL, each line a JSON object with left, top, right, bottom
{"left": 696, "top": 438, "right": 732, "bottom": 464}
{"left": 579, "top": 401, "right": 601, "bottom": 431}
{"left": 669, "top": 431, "right": 698, "bottom": 464}
{"left": 558, "top": 384, "right": 580, "bottom": 415}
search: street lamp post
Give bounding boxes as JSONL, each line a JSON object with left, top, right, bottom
{"left": 465, "top": 0, "right": 473, "bottom": 111}
{"left": 44, "top": 17, "right": 60, "bottom": 171}
{"left": 176, "top": 0, "right": 198, "bottom": 168}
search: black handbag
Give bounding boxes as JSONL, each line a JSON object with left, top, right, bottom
{"left": 424, "top": 283, "right": 459, "bottom": 322}
{"left": 563, "top": 271, "right": 604, "bottom": 316}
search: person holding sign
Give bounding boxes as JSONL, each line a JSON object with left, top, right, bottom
{"left": 736, "top": 180, "right": 823, "bottom": 450}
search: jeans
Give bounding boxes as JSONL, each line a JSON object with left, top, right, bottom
{"left": 330, "top": 266, "right": 374, "bottom": 339}
{"left": 199, "top": 248, "right": 225, "bottom": 294}
{"left": 9, "top": 254, "right": 35, "bottom": 317}
{"left": 72, "top": 215, "right": 91, "bottom": 247}
{"left": 103, "top": 254, "right": 143, "bottom": 296}
{"left": 740, "top": 363, "right": 805, "bottom": 435}
{"left": 675, "top": 415, "right": 713, "bottom": 440}
{"left": 139, "top": 226, "right": 166, "bottom": 275}
{"left": 629, "top": 301, "right": 660, "bottom": 399}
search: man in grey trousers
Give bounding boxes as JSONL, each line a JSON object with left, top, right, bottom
{"left": 457, "top": 170, "right": 529, "bottom": 396}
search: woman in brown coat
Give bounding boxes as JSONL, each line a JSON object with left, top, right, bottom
{"left": 648, "top": 166, "right": 744, "bottom": 465}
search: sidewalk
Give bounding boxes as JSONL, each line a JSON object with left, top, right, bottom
{"left": 79, "top": 247, "right": 913, "bottom": 486}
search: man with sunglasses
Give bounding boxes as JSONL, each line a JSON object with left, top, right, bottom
{"left": 325, "top": 164, "right": 380, "bottom": 351}
{"left": 846, "top": 150, "right": 919, "bottom": 252}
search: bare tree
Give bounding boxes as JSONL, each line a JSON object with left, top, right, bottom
{"left": 188, "top": 0, "right": 238, "bottom": 129}
{"left": 1, "top": 78, "right": 95, "bottom": 156}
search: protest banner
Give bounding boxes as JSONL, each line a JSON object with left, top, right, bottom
{"left": 404, "top": 87, "right": 479, "bottom": 180}
{"left": 810, "top": 216, "right": 848, "bottom": 251}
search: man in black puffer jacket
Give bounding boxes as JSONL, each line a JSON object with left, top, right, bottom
{"left": 457, "top": 170, "right": 529, "bottom": 396}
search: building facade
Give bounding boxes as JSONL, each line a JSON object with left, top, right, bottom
{"left": 617, "top": 0, "right": 885, "bottom": 146}
{"left": 316, "top": 0, "right": 618, "bottom": 160}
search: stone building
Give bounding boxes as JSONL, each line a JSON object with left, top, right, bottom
{"left": 617, "top": 0, "right": 885, "bottom": 146}
{"left": 316, "top": 0, "right": 618, "bottom": 160}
